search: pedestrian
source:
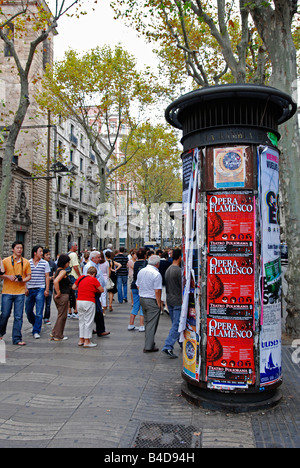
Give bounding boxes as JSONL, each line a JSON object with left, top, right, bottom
{"left": 50, "top": 254, "right": 71, "bottom": 341}
{"left": 136, "top": 254, "right": 162, "bottom": 353}
{"left": 162, "top": 249, "right": 182, "bottom": 359}
{"left": 158, "top": 250, "right": 171, "bottom": 314}
{"left": 128, "top": 249, "right": 137, "bottom": 306}
{"left": 67, "top": 241, "right": 81, "bottom": 318}
{"left": 0, "top": 241, "right": 31, "bottom": 345}
{"left": 105, "top": 250, "right": 121, "bottom": 312}
{"left": 73, "top": 266, "right": 104, "bottom": 348}
{"left": 98, "top": 251, "right": 109, "bottom": 315}
{"left": 114, "top": 247, "right": 129, "bottom": 303}
{"left": 80, "top": 251, "right": 90, "bottom": 270}
{"left": 103, "top": 243, "right": 113, "bottom": 260}
{"left": 43, "top": 248, "right": 57, "bottom": 325}
{"left": 25, "top": 245, "right": 50, "bottom": 339}
{"left": 83, "top": 251, "right": 110, "bottom": 337}
{"left": 128, "top": 248, "right": 147, "bottom": 332}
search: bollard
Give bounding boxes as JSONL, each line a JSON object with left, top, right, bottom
{"left": 165, "top": 84, "right": 297, "bottom": 412}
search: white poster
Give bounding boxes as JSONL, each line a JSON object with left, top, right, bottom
{"left": 259, "top": 146, "right": 282, "bottom": 386}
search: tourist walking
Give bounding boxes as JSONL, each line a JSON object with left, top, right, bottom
{"left": 114, "top": 247, "right": 129, "bottom": 303}
{"left": 128, "top": 248, "right": 147, "bottom": 332}
{"left": 50, "top": 254, "right": 71, "bottom": 341}
{"left": 136, "top": 255, "right": 162, "bottom": 353}
{"left": 43, "top": 248, "right": 57, "bottom": 325}
{"left": 25, "top": 245, "right": 50, "bottom": 339}
{"left": 0, "top": 241, "right": 31, "bottom": 345}
{"left": 83, "top": 251, "right": 110, "bottom": 337}
{"left": 105, "top": 251, "right": 121, "bottom": 312}
{"left": 73, "top": 266, "right": 104, "bottom": 348}
{"left": 162, "top": 249, "right": 182, "bottom": 359}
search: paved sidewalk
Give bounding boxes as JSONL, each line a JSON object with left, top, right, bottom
{"left": 0, "top": 300, "right": 299, "bottom": 448}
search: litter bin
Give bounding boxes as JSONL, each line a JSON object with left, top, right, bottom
{"left": 165, "top": 84, "right": 297, "bottom": 412}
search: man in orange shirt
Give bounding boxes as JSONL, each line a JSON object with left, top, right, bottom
{"left": 0, "top": 241, "right": 31, "bottom": 345}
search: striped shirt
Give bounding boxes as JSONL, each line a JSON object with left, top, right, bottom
{"left": 27, "top": 259, "right": 50, "bottom": 289}
{"left": 113, "top": 253, "right": 128, "bottom": 276}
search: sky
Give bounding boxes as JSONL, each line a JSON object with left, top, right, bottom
{"left": 51, "top": 1, "right": 158, "bottom": 70}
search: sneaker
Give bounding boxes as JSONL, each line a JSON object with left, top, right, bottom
{"left": 162, "top": 349, "right": 178, "bottom": 359}
{"left": 72, "top": 313, "right": 79, "bottom": 319}
{"left": 128, "top": 325, "right": 138, "bottom": 330}
{"left": 83, "top": 342, "right": 97, "bottom": 348}
{"left": 33, "top": 333, "right": 40, "bottom": 339}
{"left": 67, "top": 313, "right": 72, "bottom": 318}
{"left": 44, "top": 319, "right": 51, "bottom": 325}
{"left": 139, "top": 326, "right": 145, "bottom": 332}
{"left": 53, "top": 336, "right": 68, "bottom": 341}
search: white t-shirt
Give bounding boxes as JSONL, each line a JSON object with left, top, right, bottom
{"left": 136, "top": 265, "right": 162, "bottom": 299}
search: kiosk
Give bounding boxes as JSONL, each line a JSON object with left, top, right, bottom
{"left": 165, "top": 84, "right": 297, "bottom": 412}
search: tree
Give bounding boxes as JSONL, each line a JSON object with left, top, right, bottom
{"left": 115, "top": 121, "right": 182, "bottom": 240}
{"left": 0, "top": 0, "right": 91, "bottom": 255}
{"left": 38, "top": 44, "right": 158, "bottom": 203}
{"left": 112, "top": 0, "right": 300, "bottom": 336}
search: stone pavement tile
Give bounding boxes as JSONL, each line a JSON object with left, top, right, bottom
{"left": 47, "top": 420, "right": 126, "bottom": 448}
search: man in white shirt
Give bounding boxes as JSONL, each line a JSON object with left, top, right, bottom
{"left": 136, "top": 255, "right": 162, "bottom": 352}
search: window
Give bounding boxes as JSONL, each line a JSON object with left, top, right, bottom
{"left": 69, "top": 212, "right": 74, "bottom": 223}
{"left": 70, "top": 149, "right": 73, "bottom": 162}
{"left": 57, "top": 176, "right": 62, "bottom": 193}
{"left": 80, "top": 188, "right": 83, "bottom": 202}
{"left": 80, "top": 158, "right": 83, "bottom": 172}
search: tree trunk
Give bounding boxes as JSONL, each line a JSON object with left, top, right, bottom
{"left": 249, "top": 1, "right": 300, "bottom": 337}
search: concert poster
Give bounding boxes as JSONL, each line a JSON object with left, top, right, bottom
{"left": 207, "top": 192, "right": 255, "bottom": 256}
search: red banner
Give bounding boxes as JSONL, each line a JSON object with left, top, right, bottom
{"left": 206, "top": 191, "right": 256, "bottom": 388}
{"left": 207, "top": 317, "right": 255, "bottom": 386}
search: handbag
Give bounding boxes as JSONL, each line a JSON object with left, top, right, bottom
{"left": 106, "top": 277, "right": 115, "bottom": 289}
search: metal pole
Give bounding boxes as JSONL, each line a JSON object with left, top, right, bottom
{"left": 45, "top": 110, "right": 51, "bottom": 248}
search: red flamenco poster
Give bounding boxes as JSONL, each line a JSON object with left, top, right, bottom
{"left": 206, "top": 317, "right": 255, "bottom": 388}
{"left": 206, "top": 255, "right": 256, "bottom": 387}
{"left": 207, "top": 256, "right": 255, "bottom": 319}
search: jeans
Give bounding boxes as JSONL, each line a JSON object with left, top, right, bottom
{"left": 162, "top": 305, "right": 181, "bottom": 351}
{"left": 0, "top": 294, "right": 25, "bottom": 344}
{"left": 25, "top": 288, "right": 45, "bottom": 335}
{"left": 44, "top": 287, "right": 53, "bottom": 320}
{"left": 131, "top": 288, "right": 143, "bottom": 316}
{"left": 117, "top": 275, "right": 128, "bottom": 303}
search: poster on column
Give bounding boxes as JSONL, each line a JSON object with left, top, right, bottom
{"left": 206, "top": 317, "right": 255, "bottom": 388}
{"left": 259, "top": 146, "right": 282, "bottom": 386}
{"left": 181, "top": 149, "right": 201, "bottom": 381}
{"left": 207, "top": 255, "right": 255, "bottom": 319}
{"left": 207, "top": 192, "right": 255, "bottom": 256}
{"left": 206, "top": 255, "right": 256, "bottom": 387}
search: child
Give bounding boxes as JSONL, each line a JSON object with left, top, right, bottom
{"left": 72, "top": 266, "right": 104, "bottom": 348}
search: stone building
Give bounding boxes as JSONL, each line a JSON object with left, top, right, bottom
{"left": 0, "top": 1, "right": 56, "bottom": 258}
{"left": 0, "top": 2, "right": 108, "bottom": 258}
